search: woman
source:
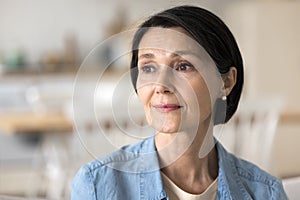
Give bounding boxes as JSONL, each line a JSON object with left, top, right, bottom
{"left": 71, "top": 6, "right": 287, "bottom": 199}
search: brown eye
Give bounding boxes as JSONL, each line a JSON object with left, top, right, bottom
{"left": 175, "top": 62, "right": 194, "bottom": 72}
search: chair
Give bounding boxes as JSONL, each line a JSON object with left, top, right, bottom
{"left": 215, "top": 98, "right": 282, "bottom": 172}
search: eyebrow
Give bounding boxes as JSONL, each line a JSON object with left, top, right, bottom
{"left": 138, "top": 53, "right": 155, "bottom": 60}
{"left": 172, "top": 50, "right": 200, "bottom": 58}
{"left": 138, "top": 50, "right": 200, "bottom": 61}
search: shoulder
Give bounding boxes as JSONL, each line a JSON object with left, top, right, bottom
{"left": 233, "top": 155, "right": 287, "bottom": 199}
{"left": 229, "top": 152, "right": 279, "bottom": 185}
{"left": 74, "top": 137, "right": 151, "bottom": 175}
{"left": 216, "top": 141, "right": 288, "bottom": 199}
{"left": 71, "top": 137, "right": 157, "bottom": 199}
{"left": 83, "top": 136, "right": 155, "bottom": 171}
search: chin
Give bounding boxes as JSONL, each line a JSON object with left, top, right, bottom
{"left": 158, "top": 128, "right": 179, "bottom": 134}
{"left": 153, "top": 124, "right": 180, "bottom": 134}
{"left": 150, "top": 119, "right": 180, "bottom": 133}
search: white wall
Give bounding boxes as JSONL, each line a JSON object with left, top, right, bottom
{"left": 0, "top": 0, "right": 121, "bottom": 65}
{"left": 224, "top": 1, "right": 300, "bottom": 178}
{"left": 0, "top": 0, "right": 236, "bottom": 67}
{"left": 224, "top": 1, "right": 300, "bottom": 112}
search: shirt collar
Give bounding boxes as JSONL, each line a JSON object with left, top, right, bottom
{"left": 216, "top": 141, "right": 253, "bottom": 200}
{"left": 139, "top": 136, "right": 253, "bottom": 200}
{"left": 139, "top": 136, "right": 168, "bottom": 200}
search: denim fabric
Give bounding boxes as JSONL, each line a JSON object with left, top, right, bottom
{"left": 71, "top": 137, "right": 288, "bottom": 200}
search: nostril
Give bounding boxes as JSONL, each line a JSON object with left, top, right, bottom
{"left": 163, "top": 89, "right": 171, "bottom": 94}
{"left": 154, "top": 84, "right": 173, "bottom": 94}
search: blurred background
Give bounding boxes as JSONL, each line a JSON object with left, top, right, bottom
{"left": 0, "top": 0, "right": 300, "bottom": 199}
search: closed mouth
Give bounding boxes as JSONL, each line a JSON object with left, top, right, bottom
{"left": 153, "top": 104, "right": 183, "bottom": 112}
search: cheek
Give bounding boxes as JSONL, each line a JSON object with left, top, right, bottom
{"left": 137, "top": 87, "right": 153, "bottom": 124}
{"left": 137, "top": 88, "right": 148, "bottom": 105}
{"left": 188, "top": 79, "right": 213, "bottom": 117}
{"left": 137, "top": 85, "right": 153, "bottom": 109}
{"left": 197, "top": 87, "right": 212, "bottom": 110}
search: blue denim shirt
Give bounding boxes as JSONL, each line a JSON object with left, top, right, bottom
{"left": 71, "top": 137, "right": 288, "bottom": 200}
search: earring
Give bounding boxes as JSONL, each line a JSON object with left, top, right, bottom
{"left": 222, "top": 96, "right": 227, "bottom": 101}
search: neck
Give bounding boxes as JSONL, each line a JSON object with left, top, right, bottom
{"left": 155, "top": 119, "right": 218, "bottom": 194}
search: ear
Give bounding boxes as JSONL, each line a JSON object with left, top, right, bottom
{"left": 222, "top": 67, "right": 237, "bottom": 96}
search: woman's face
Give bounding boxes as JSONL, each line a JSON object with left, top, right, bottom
{"left": 136, "top": 27, "right": 223, "bottom": 134}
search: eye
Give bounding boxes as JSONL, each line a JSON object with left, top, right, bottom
{"left": 140, "top": 64, "right": 156, "bottom": 73}
{"left": 175, "top": 62, "right": 194, "bottom": 72}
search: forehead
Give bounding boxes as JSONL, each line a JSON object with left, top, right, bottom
{"left": 138, "top": 27, "right": 202, "bottom": 54}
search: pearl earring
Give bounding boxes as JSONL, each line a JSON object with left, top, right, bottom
{"left": 222, "top": 96, "right": 227, "bottom": 101}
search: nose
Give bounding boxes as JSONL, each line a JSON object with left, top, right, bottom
{"left": 154, "top": 67, "right": 174, "bottom": 94}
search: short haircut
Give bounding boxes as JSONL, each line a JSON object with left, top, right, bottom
{"left": 130, "top": 5, "right": 244, "bottom": 124}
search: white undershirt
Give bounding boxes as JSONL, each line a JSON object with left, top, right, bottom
{"left": 161, "top": 172, "right": 218, "bottom": 200}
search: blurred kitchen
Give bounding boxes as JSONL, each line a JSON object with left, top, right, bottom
{"left": 0, "top": 0, "right": 300, "bottom": 199}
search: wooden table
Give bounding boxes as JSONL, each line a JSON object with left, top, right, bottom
{"left": 0, "top": 112, "right": 74, "bottom": 198}
{"left": 0, "top": 112, "right": 73, "bottom": 134}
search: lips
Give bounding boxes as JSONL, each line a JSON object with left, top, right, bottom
{"left": 153, "top": 103, "right": 182, "bottom": 113}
